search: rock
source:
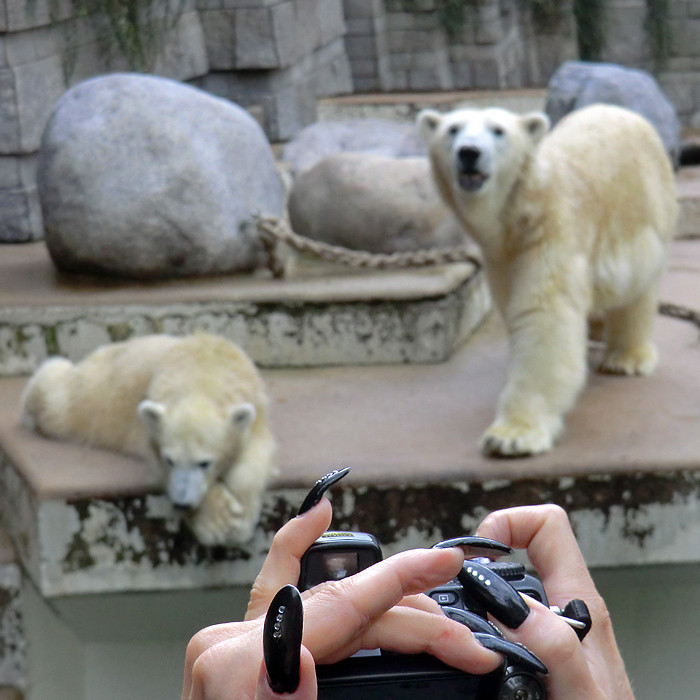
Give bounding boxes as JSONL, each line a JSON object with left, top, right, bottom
{"left": 545, "top": 61, "right": 681, "bottom": 166}
{"left": 287, "top": 153, "right": 465, "bottom": 254}
{"left": 282, "top": 119, "right": 426, "bottom": 175}
{"left": 38, "top": 73, "right": 283, "bottom": 279}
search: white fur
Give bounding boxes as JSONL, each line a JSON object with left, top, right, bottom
{"left": 19, "top": 333, "right": 277, "bottom": 544}
{"left": 419, "top": 104, "right": 677, "bottom": 457}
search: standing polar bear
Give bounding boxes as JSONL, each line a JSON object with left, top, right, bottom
{"left": 20, "top": 332, "right": 277, "bottom": 545}
{"left": 418, "top": 104, "right": 677, "bottom": 457}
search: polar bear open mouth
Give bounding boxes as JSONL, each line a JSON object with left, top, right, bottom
{"left": 458, "top": 172, "right": 488, "bottom": 192}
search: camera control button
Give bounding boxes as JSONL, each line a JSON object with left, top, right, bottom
{"left": 430, "top": 591, "right": 459, "bottom": 606}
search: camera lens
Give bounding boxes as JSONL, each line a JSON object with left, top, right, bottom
{"left": 500, "top": 671, "right": 545, "bottom": 700}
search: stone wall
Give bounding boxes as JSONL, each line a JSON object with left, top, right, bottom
{"left": 3, "top": 0, "right": 700, "bottom": 244}
{"left": 193, "top": 0, "right": 351, "bottom": 140}
{"left": 343, "top": 0, "right": 578, "bottom": 93}
{"left": 0, "top": 0, "right": 209, "bottom": 242}
{"left": 606, "top": 0, "right": 700, "bottom": 128}
{"left": 0, "top": 0, "right": 350, "bottom": 242}
{"left": 342, "top": 0, "right": 700, "bottom": 129}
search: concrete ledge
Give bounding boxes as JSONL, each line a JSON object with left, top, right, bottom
{"left": 0, "top": 244, "right": 489, "bottom": 373}
{"left": 0, "top": 528, "right": 23, "bottom": 693}
{"left": 1, "top": 240, "right": 700, "bottom": 598}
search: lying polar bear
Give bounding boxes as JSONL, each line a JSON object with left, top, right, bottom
{"left": 418, "top": 104, "right": 677, "bottom": 457}
{"left": 20, "top": 332, "right": 277, "bottom": 545}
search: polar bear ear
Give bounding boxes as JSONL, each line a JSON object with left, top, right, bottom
{"left": 138, "top": 400, "right": 166, "bottom": 436}
{"left": 417, "top": 109, "right": 443, "bottom": 142}
{"left": 230, "top": 402, "right": 256, "bottom": 432}
{"left": 521, "top": 112, "right": 551, "bottom": 144}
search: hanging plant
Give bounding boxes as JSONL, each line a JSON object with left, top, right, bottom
{"left": 523, "top": 0, "right": 565, "bottom": 32}
{"left": 644, "top": 0, "right": 671, "bottom": 72}
{"left": 26, "top": 0, "right": 186, "bottom": 77}
{"left": 385, "top": 0, "right": 481, "bottom": 39}
{"left": 573, "top": 0, "right": 606, "bottom": 61}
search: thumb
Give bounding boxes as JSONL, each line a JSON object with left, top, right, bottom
{"left": 255, "top": 646, "right": 317, "bottom": 700}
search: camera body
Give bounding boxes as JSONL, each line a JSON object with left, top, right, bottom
{"left": 299, "top": 531, "right": 547, "bottom": 700}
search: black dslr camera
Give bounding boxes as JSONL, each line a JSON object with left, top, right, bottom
{"left": 300, "top": 530, "right": 549, "bottom": 700}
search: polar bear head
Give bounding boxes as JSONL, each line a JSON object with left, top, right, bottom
{"left": 417, "top": 107, "right": 550, "bottom": 199}
{"left": 137, "top": 397, "right": 256, "bottom": 510}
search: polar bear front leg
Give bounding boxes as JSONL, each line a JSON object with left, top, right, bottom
{"left": 481, "top": 307, "right": 588, "bottom": 457}
{"left": 599, "top": 287, "right": 659, "bottom": 376}
{"left": 218, "top": 430, "right": 277, "bottom": 544}
{"left": 188, "top": 483, "right": 246, "bottom": 546}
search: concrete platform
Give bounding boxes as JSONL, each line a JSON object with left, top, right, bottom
{"left": 0, "top": 243, "right": 488, "bottom": 372}
{"left": 2, "top": 238, "right": 700, "bottom": 596}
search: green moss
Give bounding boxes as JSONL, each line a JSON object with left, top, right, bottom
{"left": 645, "top": 0, "right": 671, "bottom": 72}
{"left": 386, "top": 0, "right": 480, "bottom": 39}
{"left": 107, "top": 323, "right": 133, "bottom": 342}
{"left": 43, "top": 326, "right": 59, "bottom": 356}
{"left": 573, "top": 0, "right": 606, "bottom": 61}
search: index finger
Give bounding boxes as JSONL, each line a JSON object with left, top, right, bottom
{"left": 475, "top": 505, "right": 598, "bottom": 606}
{"left": 301, "top": 547, "right": 465, "bottom": 659}
{"left": 246, "top": 498, "right": 333, "bottom": 620}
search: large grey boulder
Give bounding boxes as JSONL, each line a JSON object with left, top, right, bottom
{"left": 545, "top": 61, "right": 681, "bottom": 166}
{"left": 288, "top": 153, "right": 465, "bottom": 254}
{"left": 283, "top": 119, "right": 426, "bottom": 175}
{"left": 38, "top": 73, "right": 283, "bottom": 279}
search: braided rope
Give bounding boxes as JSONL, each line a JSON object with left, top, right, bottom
{"left": 658, "top": 301, "right": 700, "bottom": 327}
{"left": 255, "top": 216, "right": 482, "bottom": 278}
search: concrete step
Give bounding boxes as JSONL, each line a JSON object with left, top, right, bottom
{"left": 1, "top": 239, "right": 700, "bottom": 597}
{"left": 0, "top": 529, "right": 24, "bottom": 696}
{"left": 0, "top": 243, "right": 488, "bottom": 375}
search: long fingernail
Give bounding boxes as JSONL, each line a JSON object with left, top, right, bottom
{"left": 432, "top": 536, "right": 512, "bottom": 558}
{"left": 297, "top": 467, "right": 351, "bottom": 515}
{"left": 474, "top": 633, "right": 548, "bottom": 675}
{"left": 563, "top": 599, "right": 592, "bottom": 641}
{"left": 441, "top": 606, "right": 504, "bottom": 637}
{"left": 457, "top": 561, "right": 531, "bottom": 629}
{"left": 264, "top": 585, "right": 303, "bottom": 694}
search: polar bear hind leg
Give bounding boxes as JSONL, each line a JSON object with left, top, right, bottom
{"left": 599, "top": 286, "right": 659, "bottom": 376}
{"left": 19, "top": 357, "right": 75, "bottom": 436}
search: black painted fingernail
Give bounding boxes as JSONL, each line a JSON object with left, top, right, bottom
{"left": 432, "top": 536, "right": 512, "bottom": 558}
{"left": 297, "top": 467, "right": 351, "bottom": 515}
{"left": 263, "top": 585, "right": 303, "bottom": 694}
{"left": 441, "top": 606, "right": 504, "bottom": 637}
{"left": 563, "top": 599, "right": 592, "bottom": 641}
{"left": 457, "top": 561, "right": 531, "bottom": 629}
{"left": 474, "top": 633, "right": 548, "bottom": 675}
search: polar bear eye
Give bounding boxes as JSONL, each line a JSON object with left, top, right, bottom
{"left": 447, "top": 125, "right": 460, "bottom": 137}
{"left": 164, "top": 455, "right": 176, "bottom": 468}
{"left": 197, "top": 460, "right": 213, "bottom": 470}
{"left": 492, "top": 126, "right": 505, "bottom": 137}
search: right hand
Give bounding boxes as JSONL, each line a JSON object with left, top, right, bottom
{"left": 476, "top": 504, "right": 635, "bottom": 700}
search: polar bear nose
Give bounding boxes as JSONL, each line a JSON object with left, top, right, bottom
{"left": 457, "top": 146, "right": 481, "bottom": 173}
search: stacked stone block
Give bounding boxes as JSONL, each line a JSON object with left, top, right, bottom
{"left": 341, "top": 0, "right": 576, "bottom": 94}
{"left": 447, "top": 0, "right": 525, "bottom": 89}
{"left": 195, "top": 0, "right": 352, "bottom": 141}
{"left": 342, "top": 0, "right": 393, "bottom": 91}
{"left": 653, "top": 0, "right": 700, "bottom": 127}
{"left": 0, "top": 0, "right": 208, "bottom": 242}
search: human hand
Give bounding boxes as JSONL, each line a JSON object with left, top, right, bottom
{"left": 476, "top": 504, "right": 635, "bottom": 700}
{"left": 182, "top": 497, "right": 503, "bottom": 700}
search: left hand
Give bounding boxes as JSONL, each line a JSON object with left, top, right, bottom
{"left": 182, "top": 498, "right": 502, "bottom": 700}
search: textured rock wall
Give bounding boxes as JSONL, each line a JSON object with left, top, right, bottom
{"left": 0, "top": 0, "right": 350, "bottom": 242}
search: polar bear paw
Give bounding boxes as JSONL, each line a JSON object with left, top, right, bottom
{"left": 599, "top": 343, "right": 658, "bottom": 376}
{"left": 189, "top": 484, "right": 251, "bottom": 546}
{"left": 480, "top": 418, "right": 558, "bottom": 458}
